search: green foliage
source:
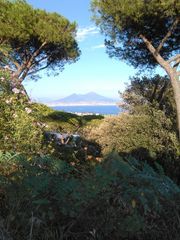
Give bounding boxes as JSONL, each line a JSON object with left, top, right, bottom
{"left": 33, "top": 106, "right": 104, "bottom": 133}
{"left": 117, "top": 74, "right": 180, "bottom": 181}
{"left": 81, "top": 114, "right": 104, "bottom": 122}
{"left": 120, "top": 74, "right": 177, "bottom": 129}
{"left": 31, "top": 103, "right": 54, "bottom": 118}
{"left": 0, "top": 0, "right": 80, "bottom": 80}
{"left": 0, "top": 70, "right": 44, "bottom": 155}
{"left": 91, "top": 0, "right": 179, "bottom": 69}
{"left": 0, "top": 151, "right": 179, "bottom": 239}
{"left": 44, "top": 110, "right": 83, "bottom": 132}
{"left": 83, "top": 109, "right": 180, "bottom": 182}
{"left": 83, "top": 110, "right": 176, "bottom": 154}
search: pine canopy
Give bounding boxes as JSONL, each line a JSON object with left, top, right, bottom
{"left": 0, "top": 0, "right": 80, "bottom": 80}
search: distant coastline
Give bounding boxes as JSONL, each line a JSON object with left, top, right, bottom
{"left": 47, "top": 102, "right": 117, "bottom": 107}
{"left": 52, "top": 105, "right": 121, "bottom": 115}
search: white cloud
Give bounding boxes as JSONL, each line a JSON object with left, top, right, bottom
{"left": 91, "top": 44, "right": 105, "bottom": 49}
{"left": 76, "top": 26, "right": 99, "bottom": 42}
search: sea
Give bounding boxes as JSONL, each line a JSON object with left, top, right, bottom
{"left": 52, "top": 105, "right": 121, "bottom": 115}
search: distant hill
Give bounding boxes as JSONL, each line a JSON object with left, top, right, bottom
{"left": 48, "top": 92, "right": 117, "bottom": 106}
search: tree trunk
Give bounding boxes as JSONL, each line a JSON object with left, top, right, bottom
{"left": 158, "top": 61, "right": 180, "bottom": 138}
{"left": 10, "top": 73, "right": 30, "bottom": 101}
{"left": 140, "top": 34, "right": 180, "bottom": 139}
{"left": 166, "top": 69, "right": 180, "bottom": 138}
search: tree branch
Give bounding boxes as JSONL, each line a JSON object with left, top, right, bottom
{"left": 34, "top": 56, "right": 47, "bottom": 65}
{"left": 27, "top": 62, "right": 52, "bottom": 76}
{"left": 168, "top": 54, "right": 180, "bottom": 63}
{"left": 20, "top": 41, "right": 47, "bottom": 80}
{"left": 0, "top": 48, "right": 21, "bottom": 69}
{"left": 156, "top": 17, "right": 179, "bottom": 54}
{"left": 173, "top": 57, "right": 180, "bottom": 69}
{"left": 139, "top": 34, "right": 168, "bottom": 68}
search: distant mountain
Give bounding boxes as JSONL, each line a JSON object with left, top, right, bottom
{"left": 48, "top": 92, "right": 117, "bottom": 106}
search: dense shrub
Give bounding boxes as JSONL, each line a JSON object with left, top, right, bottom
{"left": 0, "top": 70, "right": 44, "bottom": 155}
{"left": 83, "top": 109, "right": 178, "bottom": 155}
{"left": 120, "top": 75, "right": 177, "bottom": 131}
{"left": 42, "top": 109, "right": 104, "bottom": 133}
{"left": 82, "top": 108, "right": 180, "bottom": 182}
{"left": 0, "top": 151, "right": 179, "bottom": 240}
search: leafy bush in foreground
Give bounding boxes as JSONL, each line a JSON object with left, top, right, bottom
{"left": 0, "top": 152, "right": 179, "bottom": 240}
{"left": 0, "top": 70, "right": 45, "bottom": 155}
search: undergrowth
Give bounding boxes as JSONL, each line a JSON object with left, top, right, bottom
{"left": 0, "top": 152, "right": 179, "bottom": 240}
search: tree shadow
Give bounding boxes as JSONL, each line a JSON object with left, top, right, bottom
{"left": 118, "top": 147, "right": 180, "bottom": 184}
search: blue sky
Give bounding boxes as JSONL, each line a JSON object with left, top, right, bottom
{"left": 24, "top": 0, "right": 137, "bottom": 102}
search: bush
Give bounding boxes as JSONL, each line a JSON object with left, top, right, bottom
{"left": 0, "top": 151, "right": 179, "bottom": 239}
{"left": 120, "top": 75, "right": 177, "bottom": 132}
{"left": 0, "top": 70, "right": 44, "bottom": 155}
{"left": 83, "top": 109, "right": 178, "bottom": 155}
{"left": 40, "top": 109, "right": 104, "bottom": 133}
{"left": 82, "top": 108, "right": 180, "bottom": 182}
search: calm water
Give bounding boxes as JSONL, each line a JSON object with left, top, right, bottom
{"left": 52, "top": 105, "right": 121, "bottom": 115}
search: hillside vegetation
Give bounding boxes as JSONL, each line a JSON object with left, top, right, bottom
{"left": 0, "top": 69, "right": 180, "bottom": 239}
{"left": 0, "top": 0, "right": 180, "bottom": 239}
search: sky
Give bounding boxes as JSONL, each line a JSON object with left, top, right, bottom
{"left": 24, "top": 0, "right": 138, "bottom": 102}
